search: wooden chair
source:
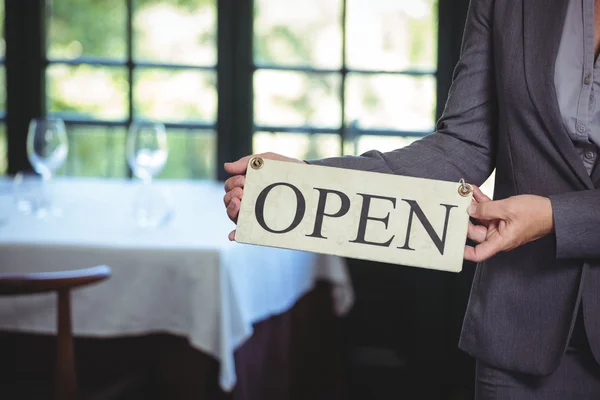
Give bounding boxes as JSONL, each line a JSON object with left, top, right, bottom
{"left": 0, "top": 265, "right": 112, "bottom": 400}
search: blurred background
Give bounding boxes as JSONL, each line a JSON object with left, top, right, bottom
{"left": 0, "top": 0, "right": 476, "bottom": 181}
{"left": 0, "top": 0, "right": 486, "bottom": 399}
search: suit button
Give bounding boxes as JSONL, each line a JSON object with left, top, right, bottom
{"left": 584, "top": 74, "right": 592, "bottom": 85}
{"left": 585, "top": 150, "right": 596, "bottom": 159}
{"left": 577, "top": 122, "right": 587, "bottom": 134}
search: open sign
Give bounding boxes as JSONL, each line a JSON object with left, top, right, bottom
{"left": 235, "top": 158, "right": 472, "bottom": 273}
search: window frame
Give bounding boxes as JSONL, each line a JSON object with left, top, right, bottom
{"left": 46, "top": 0, "right": 217, "bottom": 177}
{"left": 4, "top": 0, "right": 470, "bottom": 180}
{"left": 252, "top": 0, "right": 439, "bottom": 148}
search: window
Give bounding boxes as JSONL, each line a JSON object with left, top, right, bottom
{"left": 4, "top": 0, "right": 463, "bottom": 179}
{"left": 47, "top": 0, "right": 217, "bottom": 179}
{"left": 252, "top": 0, "right": 438, "bottom": 160}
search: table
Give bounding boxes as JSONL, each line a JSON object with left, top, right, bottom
{"left": 0, "top": 177, "right": 354, "bottom": 392}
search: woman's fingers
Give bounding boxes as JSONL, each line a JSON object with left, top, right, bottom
{"left": 224, "top": 175, "right": 245, "bottom": 193}
{"left": 472, "top": 185, "right": 492, "bottom": 203}
{"left": 464, "top": 234, "right": 504, "bottom": 263}
{"left": 226, "top": 197, "right": 241, "bottom": 223}
{"left": 467, "top": 221, "right": 487, "bottom": 243}
{"left": 223, "top": 186, "right": 243, "bottom": 208}
{"left": 224, "top": 156, "right": 252, "bottom": 176}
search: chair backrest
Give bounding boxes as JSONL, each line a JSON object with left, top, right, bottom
{"left": 0, "top": 265, "right": 111, "bottom": 400}
{"left": 0, "top": 265, "right": 111, "bottom": 296}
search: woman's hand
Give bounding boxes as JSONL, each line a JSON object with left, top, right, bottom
{"left": 223, "top": 152, "right": 303, "bottom": 241}
{"left": 465, "top": 186, "right": 555, "bottom": 262}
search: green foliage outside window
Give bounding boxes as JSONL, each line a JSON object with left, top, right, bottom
{"left": 43, "top": 0, "right": 438, "bottom": 180}
{"left": 48, "top": 0, "right": 217, "bottom": 179}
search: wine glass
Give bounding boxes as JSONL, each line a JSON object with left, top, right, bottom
{"left": 127, "top": 121, "right": 168, "bottom": 182}
{"left": 126, "top": 121, "right": 171, "bottom": 228}
{"left": 26, "top": 117, "right": 69, "bottom": 217}
{"left": 0, "top": 179, "right": 12, "bottom": 226}
{"left": 27, "top": 118, "right": 69, "bottom": 179}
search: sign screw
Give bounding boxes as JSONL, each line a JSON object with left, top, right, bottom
{"left": 250, "top": 157, "right": 264, "bottom": 170}
{"left": 458, "top": 179, "right": 473, "bottom": 197}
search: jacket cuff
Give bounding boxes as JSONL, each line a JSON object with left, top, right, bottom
{"left": 549, "top": 190, "right": 600, "bottom": 260}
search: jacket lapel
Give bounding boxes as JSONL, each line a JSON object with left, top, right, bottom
{"left": 523, "top": 0, "right": 594, "bottom": 189}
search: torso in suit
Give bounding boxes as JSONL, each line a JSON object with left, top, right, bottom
{"left": 309, "top": 0, "right": 600, "bottom": 379}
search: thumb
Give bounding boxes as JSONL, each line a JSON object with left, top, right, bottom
{"left": 468, "top": 200, "right": 506, "bottom": 220}
{"left": 472, "top": 185, "right": 492, "bottom": 203}
{"left": 224, "top": 155, "right": 252, "bottom": 175}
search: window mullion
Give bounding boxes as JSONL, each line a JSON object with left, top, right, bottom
{"left": 217, "top": 0, "right": 254, "bottom": 181}
{"left": 339, "top": 0, "right": 348, "bottom": 156}
{"left": 5, "top": 0, "right": 47, "bottom": 174}
{"left": 436, "top": 0, "right": 470, "bottom": 121}
{"left": 126, "top": 0, "right": 134, "bottom": 177}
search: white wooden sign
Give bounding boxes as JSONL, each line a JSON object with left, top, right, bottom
{"left": 235, "top": 157, "right": 473, "bottom": 273}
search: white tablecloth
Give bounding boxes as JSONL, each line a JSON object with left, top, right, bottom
{"left": 0, "top": 177, "right": 354, "bottom": 390}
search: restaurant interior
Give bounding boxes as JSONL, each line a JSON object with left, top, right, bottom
{"left": 0, "top": 0, "right": 487, "bottom": 399}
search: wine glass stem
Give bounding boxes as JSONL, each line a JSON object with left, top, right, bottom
{"left": 40, "top": 172, "right": 51, "bottom": 196}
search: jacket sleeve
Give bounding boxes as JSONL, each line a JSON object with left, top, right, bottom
{"left": 549, "top": 189, "right": 600, "bottom": 260}
{"left": 308, "top": 0, "right": 498, "bottom": 187}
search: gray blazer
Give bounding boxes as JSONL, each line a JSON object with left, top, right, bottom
{"left": 310, "top": 0, "right": 600, "bottom": 375}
